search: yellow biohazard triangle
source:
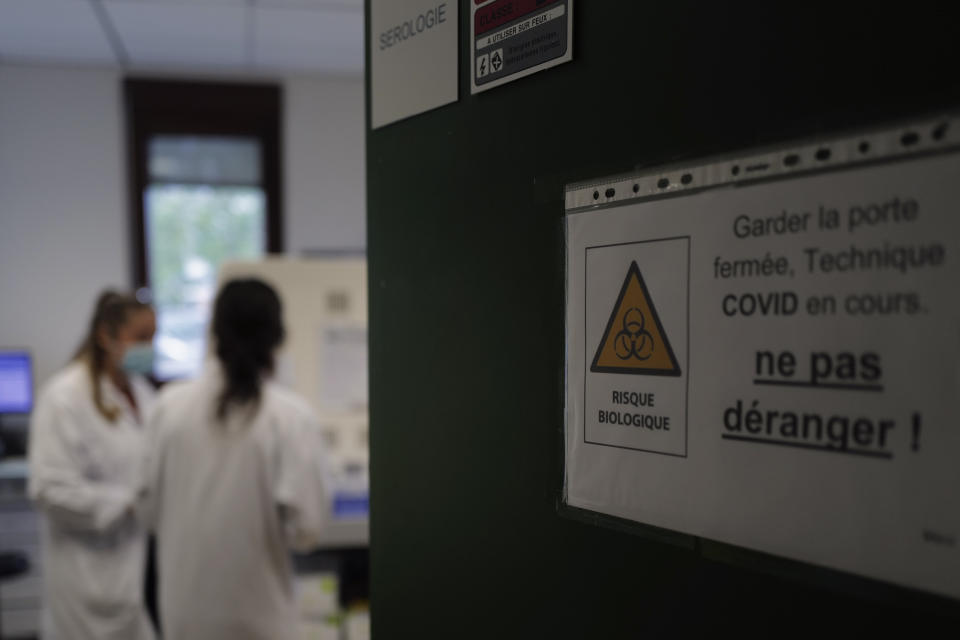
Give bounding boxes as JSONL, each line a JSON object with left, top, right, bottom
{"left": 590, "top": 261, "right": 681, "bottom": 376}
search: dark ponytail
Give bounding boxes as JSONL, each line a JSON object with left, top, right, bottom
{"left": 212, "top": 279, "right": 285, "bottom": 421}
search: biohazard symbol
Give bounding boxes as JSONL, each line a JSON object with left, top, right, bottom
{"left": 590, "top": 261, "right": 681, "bottom": 376}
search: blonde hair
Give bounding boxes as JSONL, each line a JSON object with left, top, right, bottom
{"left": 73, "top": 290, "right": 150, "bottom": 422}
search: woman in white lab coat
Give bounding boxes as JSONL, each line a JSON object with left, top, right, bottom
{"left": 28, "top": 290, "right": 158, "bottom": 640}
{"left": 144, "top": 278, "right": 330, "bottom": 640}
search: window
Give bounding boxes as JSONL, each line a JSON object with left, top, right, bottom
{"left": 145, "top": 136, "right": 267, "bottom": 378}
{"left": 126, "top": 80, "right": 282, "bottom": 379}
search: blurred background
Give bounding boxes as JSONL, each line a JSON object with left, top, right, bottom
{"left": 0, "top": 2, "right": 369, "bottom": 638}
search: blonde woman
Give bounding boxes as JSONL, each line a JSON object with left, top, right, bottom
{"left": 29, "top": 290, "right": 157, "bottom": 640}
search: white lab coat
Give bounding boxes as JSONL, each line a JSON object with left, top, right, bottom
{"left": 143, "top": 365, "right": 330, "bottom": 640}
{"left": 28, "top": 360, "right": 156, "bottom": 640}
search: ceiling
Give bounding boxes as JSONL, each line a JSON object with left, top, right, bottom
{"left": 0, "top": 0, "right": 364, "bottom": 75}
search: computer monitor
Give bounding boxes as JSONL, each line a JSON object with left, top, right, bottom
{"left": 0, "top": 350, "right": 33, "bottom": 415}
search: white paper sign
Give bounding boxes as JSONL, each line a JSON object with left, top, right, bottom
{"left": 565, "top": 134, "right": 960, "bottom": 599}
{"left": 370, "top": 0, "right": 459, "bottom": 128}
{"left": 318, "top": 326, "right": 368, "bottom": 413}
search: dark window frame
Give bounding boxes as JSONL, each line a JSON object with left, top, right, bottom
{"left": 124, "top": 78, "right": 284, "bottom": 289}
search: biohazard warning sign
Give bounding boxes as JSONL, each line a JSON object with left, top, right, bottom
{"left": 591, "top": 261, "right": 682, "bottom": 376}
{"left": 564, "top": 124, "right": 960, "bottom": 600}
{"left": 580, "top": 238, "right": 689, "bottom": 457}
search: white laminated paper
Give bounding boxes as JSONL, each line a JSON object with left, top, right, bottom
{"left": 565, "top": 125, "right": 960, "bottom": 599}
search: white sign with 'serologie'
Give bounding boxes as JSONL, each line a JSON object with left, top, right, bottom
{"left": 370, "top": 1, "right": 458, "bottom": 128}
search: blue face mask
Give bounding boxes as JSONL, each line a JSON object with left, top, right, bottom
{"left": 121, "top": 342, "right": 155, "bottom": 376}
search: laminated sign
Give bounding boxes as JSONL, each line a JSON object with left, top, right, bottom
{"left": 564, "top": 116, "right": 960, "bottom": 599}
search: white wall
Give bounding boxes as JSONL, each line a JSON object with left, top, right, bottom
{"left": 0, "top": 65, "right": 366, "bottom": 387}
{"left": 285, "top": 76, "right": 365, "bottom": 254}
{"left": 0, "top": 66, "right": 128, "bottom": 386}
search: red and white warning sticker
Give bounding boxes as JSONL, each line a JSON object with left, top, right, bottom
{"left": 471, "top": 0, "right": 573, "bottom": 93}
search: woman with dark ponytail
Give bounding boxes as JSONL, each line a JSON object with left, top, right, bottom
{"left": 212, "top": 278, "right": 286, "bottom": 420}
{"left": 144, "top": 278, "right": 331, "bottom": 640}
{"left": 29, "top": 290, "right": 158, "bottom": 640}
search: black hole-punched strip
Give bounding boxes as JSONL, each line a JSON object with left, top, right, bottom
{"left": 565, "top": 114, "right": 959, "bottom": 213}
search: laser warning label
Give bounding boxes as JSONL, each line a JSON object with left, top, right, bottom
{"left": 471, "top": 0, "right": 573, "bottom": 94}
